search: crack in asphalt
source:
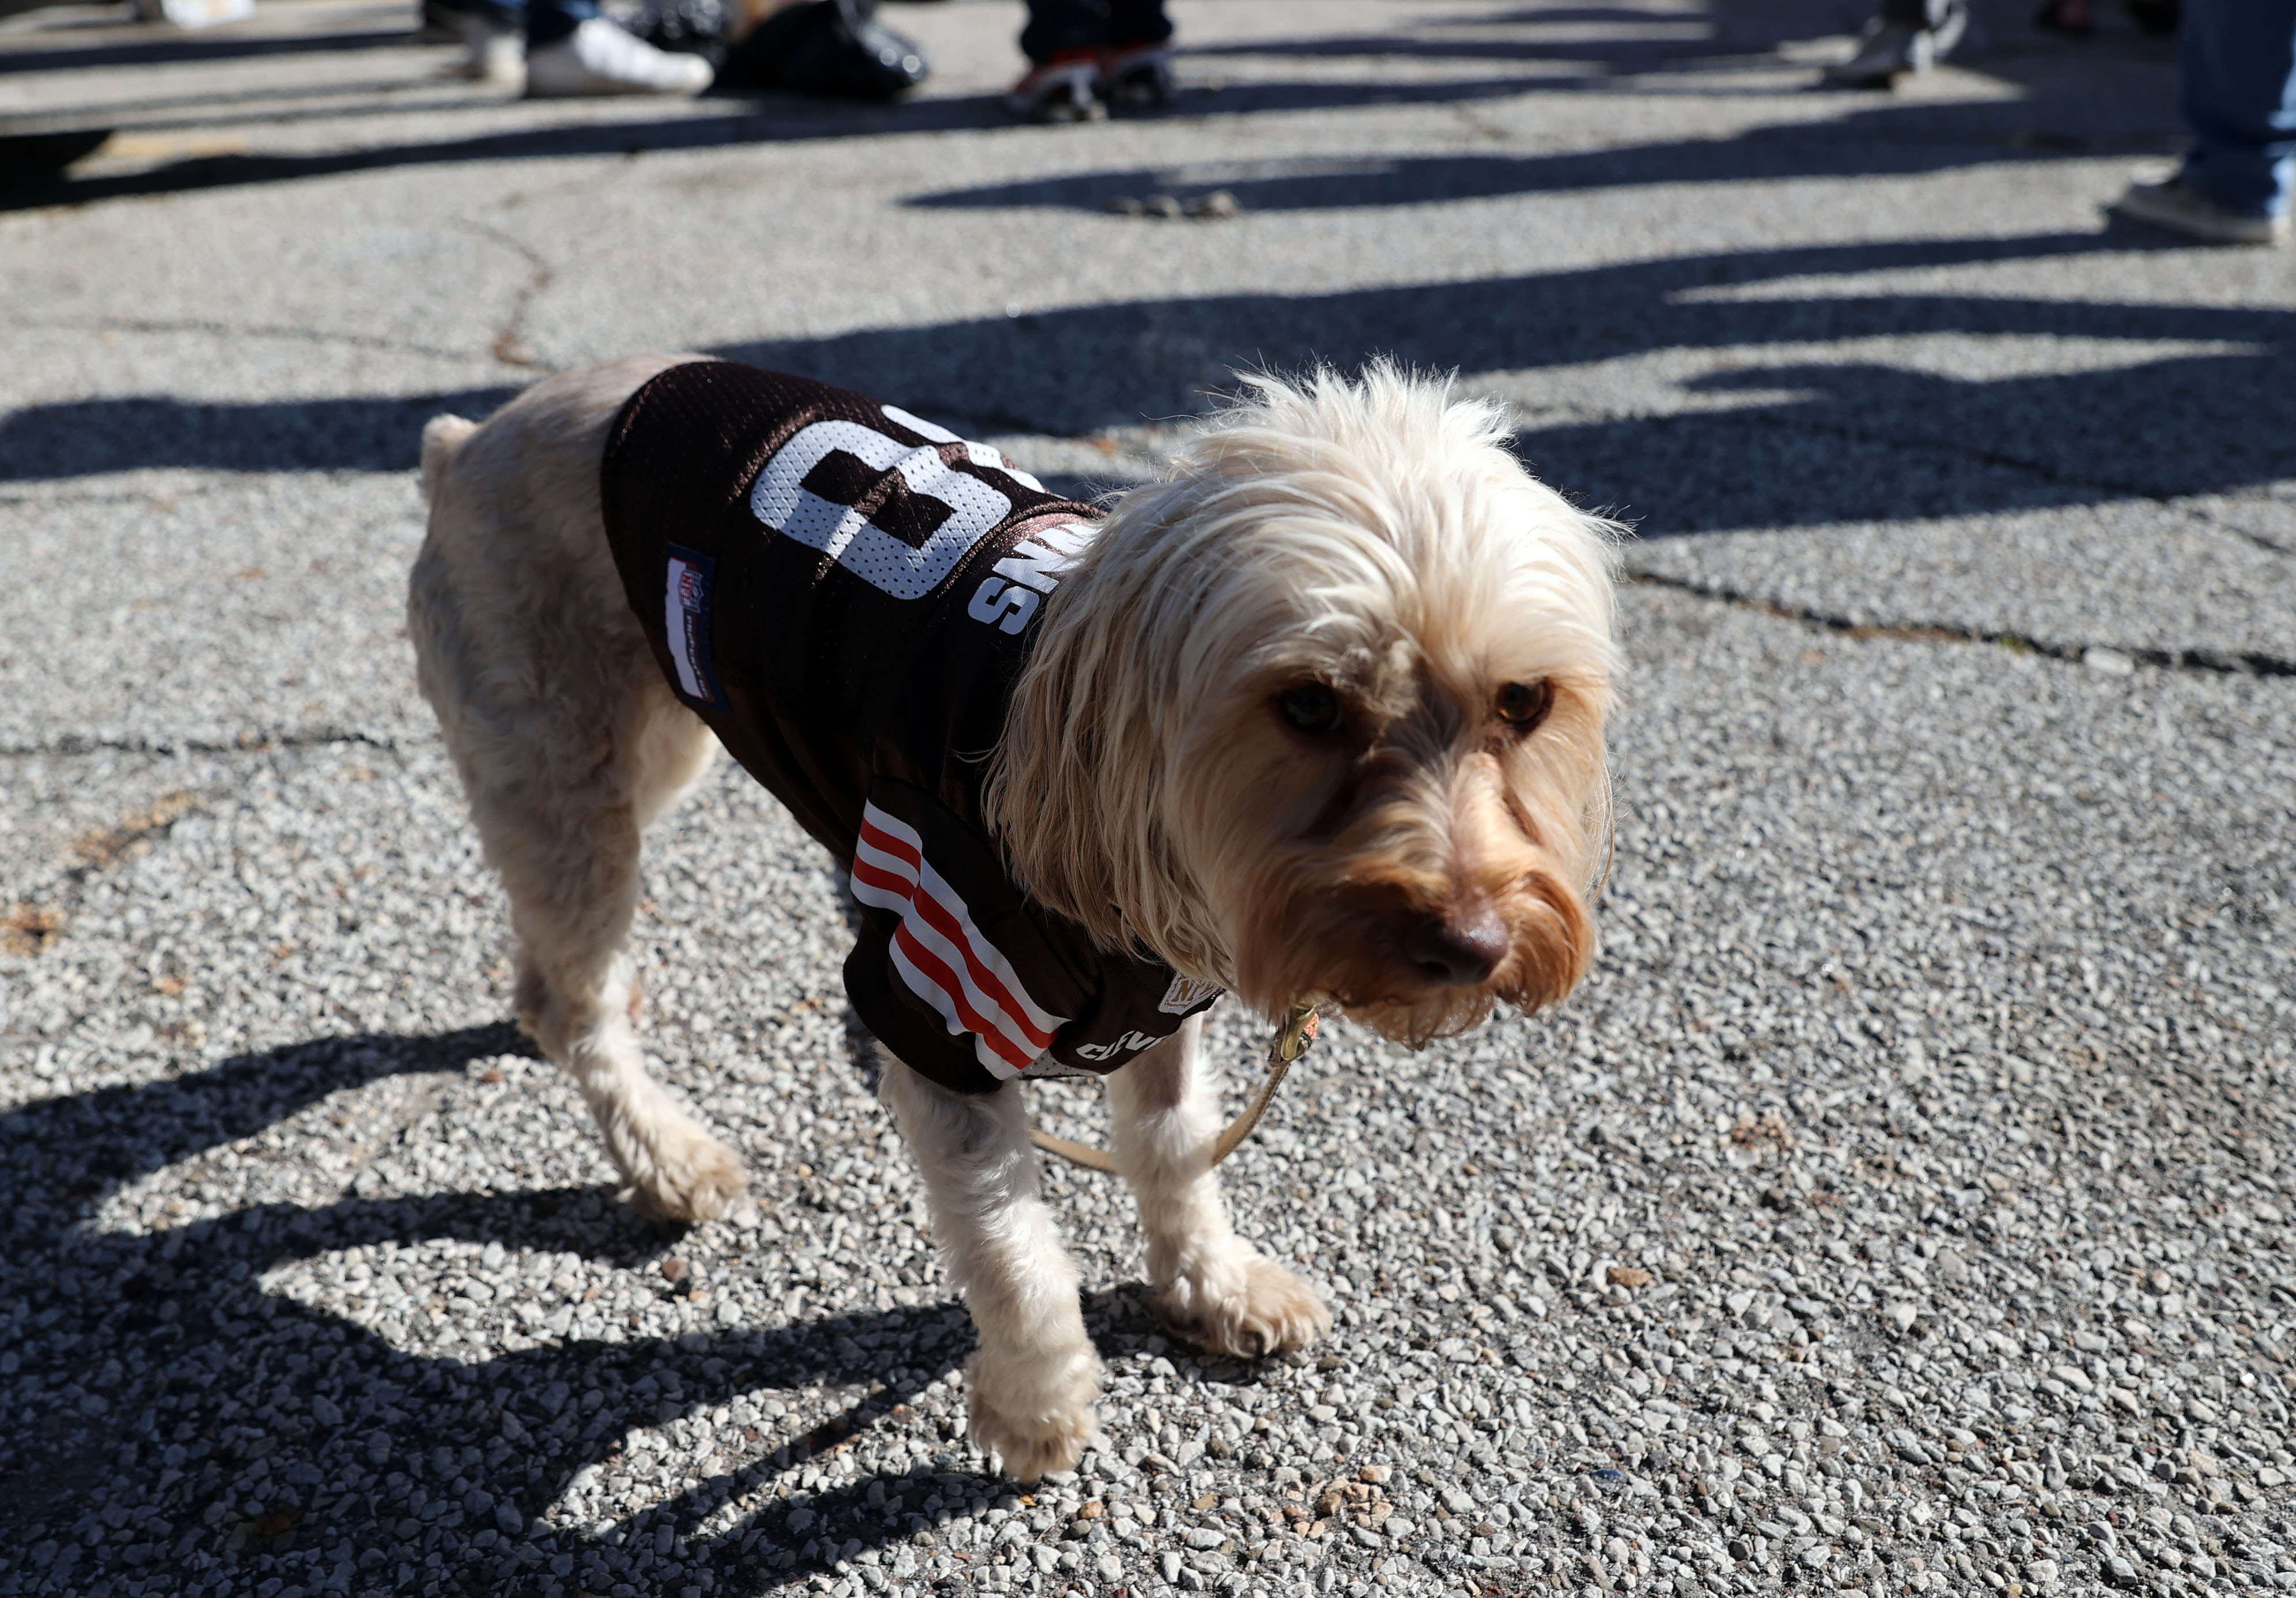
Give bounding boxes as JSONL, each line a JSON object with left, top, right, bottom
{"left": 1629, "top": 568, "right": 2296, "bottom": 678}
{"left": 2179, "top": 501, "right": 2296, "bottom": 558}
{"left": 0, "top": 478, "right": 243, "bottom": 509}
{"left": 449, "top": 215, "right": 556, "bottom": 372}
{"left": 8, "top": 316, "right": 479, "bottom": 362}
{"left": 0, "top": 726, "right": 423, "bottom": 758}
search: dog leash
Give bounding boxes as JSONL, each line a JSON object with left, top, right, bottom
{"left": 1028, "top": 1004, "right": 1321, "bottom": 1174}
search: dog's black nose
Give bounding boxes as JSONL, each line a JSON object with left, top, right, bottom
{"left": 1404, "top": 909, "right": 1507, "bottom": 986}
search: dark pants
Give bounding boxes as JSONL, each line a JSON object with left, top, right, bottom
{"left": 1020, "top": 0, "right": 1170, "bottom": 63}
{"left": 1877, "top": 0, "right": 1958, "bottom": 29}
{"left": 525, "top": 0, "right": 595, "bottom": 46}
{"left": 451, "top": 0, "right": 595, "bottom": 46}
{"left": 2177, "top": 0, "right": 2296, "bottom": 218}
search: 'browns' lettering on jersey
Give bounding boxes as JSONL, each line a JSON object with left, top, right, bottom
{"left": 600, "top": 360, "right": 1221, "bottom": 1094}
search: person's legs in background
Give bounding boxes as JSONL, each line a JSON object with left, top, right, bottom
{"left": 2176, "top": 0, "right": 2296, "bottom": 217}
{"left": 1011, "top": 0, "right": 1110, "bottom": 120}
{"left": 1009, "top": 0, "right": 1172, "bottom": 120}
{"left": 1102, "top": 0, "right": 1173, "bottom": 108}
{"left": 521, "top": 0, "right": 593, "bottom": 51}
{"left": 1826, "top": 0, "right": 1969, "bottom": 87}
{"left": 2115, "top": 0, "right": 2296, "bottom": 243}
{"left": 524, "top": 0, "right": 714, "bottom": 97}
{"left": 434, "top": 0, "right": 713, "bottom": 95}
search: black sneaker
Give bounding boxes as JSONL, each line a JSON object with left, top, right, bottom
{"left": 1006, "top": 50, "right": 1104, "bottom": 122}
{"left": 717, "top": 0, "right": 928, "bottom": 98}
{"left": 1102, "top": 41, "right": 1173, "bottom": 109}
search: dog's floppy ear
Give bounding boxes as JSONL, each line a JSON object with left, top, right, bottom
{"left": 419, "top": 414, "right": 479, "bottom": 503}
{"left": 982, "top": 528, "right": 1193, "bottom": 969}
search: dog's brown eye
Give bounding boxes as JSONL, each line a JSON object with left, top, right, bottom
{"left": 1496, "top": 679, "right": 1553, "bottom": 731}
{"left": 1278, "top": 683, "right": 1345, "bottom": 735}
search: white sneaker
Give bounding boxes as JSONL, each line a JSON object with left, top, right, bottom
{"left": 2113, "top": 177, "right": 2289, "bottom": 246}
{"left": 525, "top": 16, "right": 713, "bottom": 97}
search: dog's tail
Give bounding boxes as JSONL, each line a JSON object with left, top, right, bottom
{"left": 419, "top": 414, "right": 478, "bottom": 504}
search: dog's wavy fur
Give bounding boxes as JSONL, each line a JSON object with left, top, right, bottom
{"left": 407, "top": 356, "right": 1616, "bottom": 1479}
{"left": 989, "top": 362, "right": 1617, "bottom": 1044}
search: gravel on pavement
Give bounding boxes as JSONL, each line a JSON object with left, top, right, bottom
{"left": 3, "top": 1, "right": 2293, "bottom": 1596}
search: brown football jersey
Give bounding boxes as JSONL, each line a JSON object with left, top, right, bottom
{"left": 600, "top": 359, "right": 1221, "bottom": 1094}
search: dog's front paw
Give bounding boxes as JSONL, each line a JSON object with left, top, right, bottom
{"left": 964, "top": 1344, "right": 1102, "bottom": 1482}
{"left": 616, "top": 1127, "right": 748, "bottom": 1223}
{"left": 1155, "top": 1249, "right": 1332, "bottom": 1359}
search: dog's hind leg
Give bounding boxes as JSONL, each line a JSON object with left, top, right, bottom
{"left": 877, "top": 1057, "right": 1100, "bottom": 1481}
{"left": 445, "top": 686, "right": 743, "bottom": 1223}
{"left": 495, "top": 694, "right": 746, "bottom": 1223}
{"left": 1106, "top": 1015, "right": 1330, "bottom": 1358}
{"left": 409, "top": 357, "right": 745, "bottom": 1223}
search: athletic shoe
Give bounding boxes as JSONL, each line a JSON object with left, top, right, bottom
{"left": 525, "top": 16, "right": 713, "bottom": 97}
{"left": 1102, "top": 41, "right": 1173, "bottom": 109}
{"left": 1007, "top": 49, "right": 1104, "bottom": 122}
{"left": 1826, "top": 0, "right": 1966, "bottom": 86}
{"left": 2112, "top": 177, "right": 2288, "bottom": 245}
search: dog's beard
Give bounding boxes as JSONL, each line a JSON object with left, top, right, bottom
{"left": 1178, "top": 677, "right": 1606, "bottom": 1047}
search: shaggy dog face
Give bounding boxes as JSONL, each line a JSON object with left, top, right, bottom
{"left": 989, "top": 367, "right": 1616, "bottom": 1045}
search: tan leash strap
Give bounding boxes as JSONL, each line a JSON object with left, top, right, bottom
{"left": 1030, "top": 1004, "right": 1319, "bottom": 1174}
{"left": 1209, "top": 1005, "right": 1318, "bottom": 1166}
{"left": 1026, "top": 1128, "right": 1119, "bottom": 1173}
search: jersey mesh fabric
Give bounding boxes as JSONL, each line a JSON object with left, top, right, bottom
{"left": 600, "top": 359, "right": 1221, "bottom": 1093}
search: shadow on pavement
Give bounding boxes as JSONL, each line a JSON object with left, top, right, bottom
{"left": 913, "top": 0, "right": 2177, "bottom": 221}
{"left": 0, "top": 384, "right": 522, "bottom": 480}
{"left": 0, "top": 1023, "right": 1175, "bottom": 1596}
{"left": 0, "top": 0, "right": 2163, "bottom": 212}
{"left": 15, "top": 232, "right": 2268, "bottom": 534}
{"left": 0, "top": 24, "right": 413, "bottom": 77}
{"left": 0, "top": 1022, "right": 527, "bottom": 1204}
{"left": 714, "top": 232, "right": 2291, "bottom": 527}
{"left": 905, "top": 97, "right": 2165, "bottom": 220}
{"left": 0, "top": 75, "right": 1556, "bottom": 212}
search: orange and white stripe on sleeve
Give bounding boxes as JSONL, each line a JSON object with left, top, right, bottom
{"left": 849, "top": 801, "right": 1068, "bottom": 1078}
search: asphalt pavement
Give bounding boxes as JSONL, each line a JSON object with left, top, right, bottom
{"left": 3, "top": 1, "right": 2294, "bottom": 1596}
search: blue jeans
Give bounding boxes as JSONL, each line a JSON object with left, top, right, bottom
{"left": 1019, "top": 0, "right": 1170, "bottom": 63}
{"left": 2177, "top": 0, "right": 2296, "bottom": 218}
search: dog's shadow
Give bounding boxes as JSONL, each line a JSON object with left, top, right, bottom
{"left": 0, "top": 1025, "right": 1201, "bottom": 1597}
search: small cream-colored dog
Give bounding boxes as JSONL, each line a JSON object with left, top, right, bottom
{"left": 407, "top": 354, "right": 1616, "bottom": 1479}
